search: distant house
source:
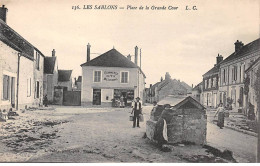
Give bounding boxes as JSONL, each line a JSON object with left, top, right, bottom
{"left": 147, "top": 72, "right": 191, "bottom": 103}
{"left": 74, "top": 76, "right": 82, "bottom": 91}
{"left": 57, "top": 70, "right": 72, "bottom": 91}
{"left": 219, "top": 39, "right": 260, "bottom": 111}
{"left": 43, "top": 49, "right": 58, "bottom": 102}
{"left": 0, "top": 5, "right": 45, "bottom": 110}
{"left": 191, "top": 82, "right": 202, "bottom": 103}
{"left": 202, "top": 54, "right": 223, "bottom": 108}
{"left": 80, "top": 44, "right": 146, "bottom": 106}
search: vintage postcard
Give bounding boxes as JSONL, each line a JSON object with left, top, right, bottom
{"left": 0, "top": 0, "right": 259, "bottom": 163}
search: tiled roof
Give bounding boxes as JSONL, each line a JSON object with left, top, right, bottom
{"left": 192, "top": 82, "right": 202, "bottom": 91}
{"left": 220, "top": 38, "right": 260, "bottom": 65}
{"left": 44, "top": 56, "right": 56, "bottom": 74}
{"left": 203, "top": 65, "right": 219, "bottom": 77}
{"left": 58, "top": 70, "right": 72, "bottom": 82}
{"left": 81, "top": 48, "right": 146, "bottom": 77}
{"left": 0, "top": 19, "right": 44, "bottom": 60}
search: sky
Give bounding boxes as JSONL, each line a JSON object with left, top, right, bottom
{"left": 1, "top": 0, "right": 259, "bottom": 87}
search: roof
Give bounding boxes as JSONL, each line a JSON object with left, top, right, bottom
{"left": 0, "top": 19, "right": 44, "bottom": 60}
{"left": 203, "top": 65, "right": 219, "bottom": 77}
{"left": 220, "top": 38, "right": 260, "bottom": 65}
{"left": 81, "top": 48, "right": 146, "bottom": 78}
{"left": 192, "top": 82, "right": 202, "bottom": 91}
{"left": 77, "top": 76, "right": 82, "bottom": 82}
{"left": 245, "top": 57, "right": 260, "bottom": 73}
{"left": 172, "top": 96, "right": 206, "bottom": 110}
{"left": 44, "top": 56, "right": 57, "bottom": 74}
{"left": 158, "top": 95, "right": 186, "bottom": 106}
{"left": 58, "top": 70, "right": 72, "bottom": 82}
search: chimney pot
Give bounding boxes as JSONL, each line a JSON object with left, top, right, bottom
{"left": 87, "top": 43, "right": 91, "bottom": 62}
{"left": 52, "top": 49, "right": 56, "bottom": 57}
{"left": 234, "top": 40, "right": 244, "bottom": 52}
{"left": 134, "top": 46, "right": 138, "bottom": 65}
{"left": 127, "top": 54, "right": 131, "bottom": 61}
{"left": 0, "top": 5, "right": 8, "bottom": 23}
{"left": 216, "top": 54, "right": 223, "bottom": 64}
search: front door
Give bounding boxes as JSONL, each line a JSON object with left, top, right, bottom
{"left": 93, "top": 89, "right": 101, "bottom": 105}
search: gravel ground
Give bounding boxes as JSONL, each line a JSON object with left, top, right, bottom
{"left": 0, "top": 106, "right": 233, "bottom": 163}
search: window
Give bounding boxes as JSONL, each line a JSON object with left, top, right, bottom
{"left": 3, "top": 75, "right": 10, "bottom": 100}
{"left": 212, "top": 77, "right": 216, "bottom": 87}
{"left": 208, "top": 79, "right": 211, "bottom": 88}
{"left": 204, "top": 80, "right": 207, "bottom": 89}
{"left": 94, "top": 71, "right": 101, "bottom": 82}
{"left": 121, "top": 71, "right": 129, "bottom": 83}
{"left": 35, "top": 81, "right": 40, "bottom": 98}
{"left": 35, "top": 52, "right": 40, "bottom": 70}
{"left": 233, "top": 66, "right": 237, "bottom": 81}
{"left": 223, "top": 69, "right": 226, "bottom": 84}
{"left": 27, "top": 78, "right": 31, "bottom": 97}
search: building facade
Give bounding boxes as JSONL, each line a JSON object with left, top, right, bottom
{"left": 202, "top": 54, "right": 223, "bottom": 108}
{"left": 43, "top": 49, "right": 58, "bottom": 102}
{"left": 219, "top": 39, "right": 260, "bottom": 111}
{"left": 245, "top": 57, "right": 260, "bottom": 118}
{"left": 0, "top": 5, "right": 45, "bottom": 110}
{"left": 57, "top": 70, "right": 72, "bottom": 91}
{"left": 81, "top": 45, "right": 146, "bottom": 106}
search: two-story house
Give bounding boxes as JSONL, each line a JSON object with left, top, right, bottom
{"left": 0, "top": 5, "right": 45, "bottom": 110}
{"left": 43, "top": 49, "right": 58, "bottom": 103}
{"left": 219, "top": 39, "right": 260, "bottom": 111}
{"left": 80, "top": 44, "right": 146, "bottom": 106}
{"left": 202, "top": 54, "right": 223, "bottom": 108}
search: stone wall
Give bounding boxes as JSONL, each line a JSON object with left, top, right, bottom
{"left": 147, "top": 106, "right": 207, "bottom": 145}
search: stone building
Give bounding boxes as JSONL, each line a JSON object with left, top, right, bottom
{"left": 43, "top": 49, "right": 58, "bottom": 102}
{"left": 245, "top": 57, "right": 260, "bottom": 119}
{"left": 0, "top": 5, "right": 45, "bottom": 110}
{"left": 146, "top": 72, "right": 191, "bottom": 103}
{"left": 219, "top": 39, "right": 260, "bottom": 111}
{"left": 146, "top": 96, "right": 207, "bottom": 145}
{"left": 57, "top": 70, "right": 73, "bottom": 91}
{"left": 81, "top": 44, "right": 146, "bottom": 106}
{"left": 202, "top": 54, "right": 223, "bottom": 108}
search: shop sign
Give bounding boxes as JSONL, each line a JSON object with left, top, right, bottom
{"left": 103, "top": 71, "right": 119, "bottom": 81}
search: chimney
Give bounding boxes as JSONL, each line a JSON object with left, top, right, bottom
{"left": 87, "top": 43, "right": 91, "bottom": 62}
{"left": 192, "top": 84, "right": 193, "bottom": 88}
{"left": 134, "top": 46, "right": 138, "bottom": 65}
{"left": 140, "top": 49, "right": 142, "bottom": 69}
{"left": 234, "top": 40, "right": 244, "bottom": 52}
{"left": 165, "top": 72, "right": 171, "bottom": 80}
{"left": 127, "top": 54, "right": 131, "bottom": 61}
{"left": 52, "top": 49, "right": 56, "bottom": 57}
{"left": 0, "top": 5, "right": 8, "bottom": 23}
{"left": 216, "top": 53, "right": 223, "bottom": 64}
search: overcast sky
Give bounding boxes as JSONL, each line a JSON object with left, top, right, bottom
{"left": 2, "top": 0, "right": 259, "bottom": 87}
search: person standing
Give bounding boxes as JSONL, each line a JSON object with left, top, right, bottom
{"left": 214, "top": 103, "right": 225, "bottom": 129}
{"left": 131, "top": 97, "right": 142, "bottom": 128}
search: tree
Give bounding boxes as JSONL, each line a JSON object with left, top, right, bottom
{"left": 254, "top": 66, "right": 260, "bottom": 162}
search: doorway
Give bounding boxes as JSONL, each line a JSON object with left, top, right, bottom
{"left": 93, "top": 89, "right": 101, "bottom": 105}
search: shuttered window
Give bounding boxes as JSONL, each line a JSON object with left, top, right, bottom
{"left": 3, "top": 75, "right": 10, "bottom": 100}
{"left": 121, "top": 71, "right": 129, "bottom": 83}
{"left": 94, "top": 71, "right": 101, "bottom": 82}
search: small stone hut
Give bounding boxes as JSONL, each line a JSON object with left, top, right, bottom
{"left": 146, "top": 96, "right": 207, "bottom": 145}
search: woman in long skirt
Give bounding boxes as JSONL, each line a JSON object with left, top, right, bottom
{"left": 214, "top": 103, "right": 225, "bottom": 129}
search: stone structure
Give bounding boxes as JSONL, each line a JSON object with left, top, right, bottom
{"left": 146, "top": 96, "right": 207, "bottom": 145}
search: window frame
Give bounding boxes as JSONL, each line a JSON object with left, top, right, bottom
{"left": 120, "top": 71, "right": 129, "bottom": 84}
{"left": 93, "top": 70, "right": 102, "bottom": 83}
{"left": 2, "top": 75, "right": 10, "bottom": 101}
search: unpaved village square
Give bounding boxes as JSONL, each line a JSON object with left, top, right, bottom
{"left": 0, "top": 105, "right": 257, "bottom": 163}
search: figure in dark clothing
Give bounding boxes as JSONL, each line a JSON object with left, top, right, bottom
{"left": 43, "top": 95, "right": 48, "bottom": 107}
{"left": 214, "top": 103, "right": 225, "bottom": 129}
{"left": 123, "top": 96, "right": 127, "bottom": 107}
{"left": 131, "top": 97, "right": 142, "bottom": 128}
